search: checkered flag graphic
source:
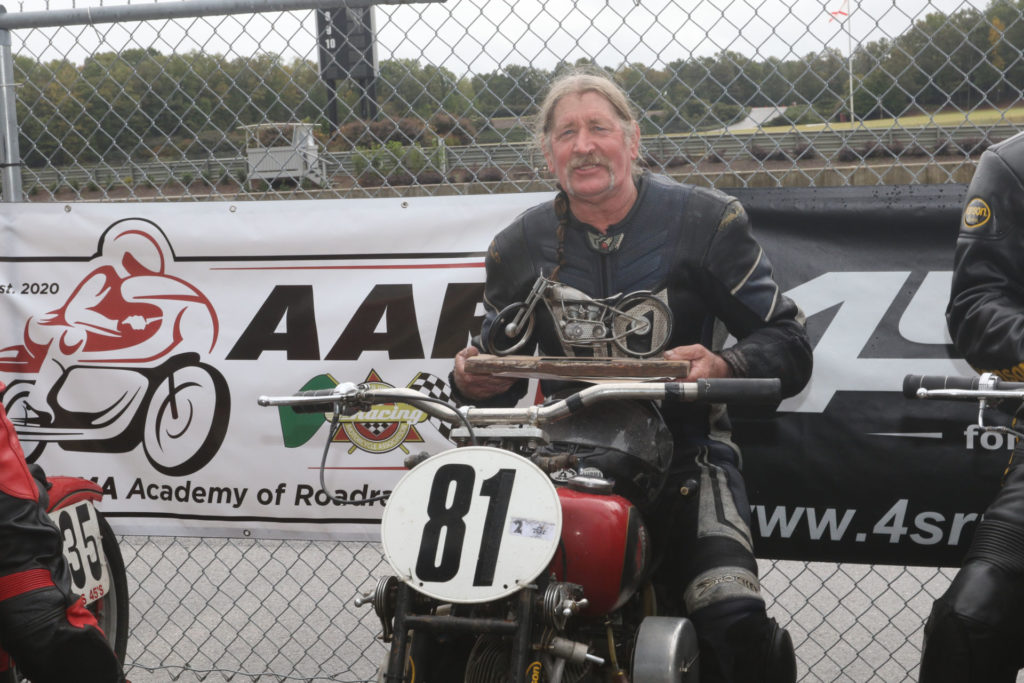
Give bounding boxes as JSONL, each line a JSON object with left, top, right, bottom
{"left": 407, "top": 372, "right": 457, "bottom": 441}
{"left": 363, "top": 422, "right": 388, "bottom": 437}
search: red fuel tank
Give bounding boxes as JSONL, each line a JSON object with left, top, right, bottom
{"left": 547, "top": 485, "right": 650, "bottom": 616}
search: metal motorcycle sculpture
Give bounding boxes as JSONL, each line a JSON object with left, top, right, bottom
{"left": 486, "top": 275, "right": 673, "bottom": 359}
{"left": 0, "top": 475, "right": 129, "bottom": 683}
{"left": 260, "top": 373, "right": 781, "bottom": 683}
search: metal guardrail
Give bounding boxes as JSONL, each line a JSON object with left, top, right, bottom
{"left": 21, "top": 124, "right": 1017, "bottom": 193}
{"left": 642, "top": 123, "right": 1020, "bottom": 162}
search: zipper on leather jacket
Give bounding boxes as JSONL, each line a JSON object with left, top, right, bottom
{"left": 599, "top": 251, "right": 610, "bottom": 298}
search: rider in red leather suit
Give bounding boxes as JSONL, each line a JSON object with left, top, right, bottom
{"left": 0, "top": 391, "right": 126, "bottom": 682}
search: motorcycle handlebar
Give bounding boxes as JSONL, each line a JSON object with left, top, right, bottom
{"left": 282, "top": 388, "right": 349, "bottom": 414}
{"left": 903, "top": 374, "right": 1024, "bottom": 399}
{"left": 903, "top": 374, "right": 981, "bottom": 396}
{"left": 685, "top": 377, "right": 782, "bottom": 405}
{"left": 258, "top": 377, "right": 783, "bottom": 426}
{"left": 258, "top": 383, "right": 360, "bottom": 413}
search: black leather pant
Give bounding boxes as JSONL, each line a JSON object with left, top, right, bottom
{"left": 919, "top": 444, "right": 1024, "bottom": 682}
{"left": 648, "top": 440, "right": 795, "bottom": 683}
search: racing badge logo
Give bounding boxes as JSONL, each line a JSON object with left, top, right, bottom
{"left": 276, "top": 369, "right": 456, "bottom": 453}
{"left": 962, "top": 197, "right": 992, "bottom": 230}
{"left": 586, "top": 231, "right": 625, "bottom": 254}
{"left": 333, "top": 370, "right": 427, "bottom": 454}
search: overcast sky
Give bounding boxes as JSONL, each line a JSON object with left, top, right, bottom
{"left": 6, "top": 0, "right": 994, "bottom": 74}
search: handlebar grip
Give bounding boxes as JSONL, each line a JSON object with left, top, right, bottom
{"left": 687, "top": 378, "right": 782, "bottom": 404}
{"left": 902, "top": 374, "right": 1024, "bottom": 397}
{"left": 289, "top": 388, "right": 345, "bottom": 413}
{"left": 902, "top": 375, "right": 980, "bottom": 397}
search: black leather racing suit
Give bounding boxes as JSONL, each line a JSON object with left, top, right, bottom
{"left": 456, "top": 172, "right": 813, "bottom": 682}
{"left": 920, "top": 129, "right": 1024, "bottom": 682}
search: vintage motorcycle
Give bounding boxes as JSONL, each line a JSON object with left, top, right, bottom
{"left": 260, "top": 371, "right": 781, "bottom": 683}
{"left": 0, "top": 474, "right": 129, "bottom": 682}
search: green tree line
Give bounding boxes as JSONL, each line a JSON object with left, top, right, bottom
{"left": 13, "top": 0, "right": 1024, "bottom": 168}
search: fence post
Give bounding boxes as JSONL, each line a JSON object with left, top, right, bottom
{"left": 0, "top": 21, "right": 23, "bottom": 202}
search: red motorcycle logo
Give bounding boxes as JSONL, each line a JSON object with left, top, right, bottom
{"left": 0, "top": 218, "right": 230, "bottom": 476}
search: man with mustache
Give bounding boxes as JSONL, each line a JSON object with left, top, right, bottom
{"left": 451, "top": 69, "right": 812, "bottom": 682}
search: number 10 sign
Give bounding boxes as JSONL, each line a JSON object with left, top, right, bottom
{"left": 381, "top": 446, "right": 563, "bottom": 603}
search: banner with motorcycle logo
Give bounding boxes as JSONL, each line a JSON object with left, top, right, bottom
{"left": 0, "top": 185, "right": 994, "bottom": 566}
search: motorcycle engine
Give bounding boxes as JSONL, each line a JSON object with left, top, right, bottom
{"left": 465, "top": 635, "right": 589, "bottom": 683}
{"left": 463, "top": 636, "right": 506, "bottom": 683}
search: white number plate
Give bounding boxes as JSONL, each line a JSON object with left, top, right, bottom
{"left": 49, "top": 501, "right": 111, "bottom": 605}
{"left": 381, "top": 446, "right": 562, "bottom": 604}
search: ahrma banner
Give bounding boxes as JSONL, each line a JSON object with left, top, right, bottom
{"left": 0, "top": 185, "right": 990, "bottom": 566}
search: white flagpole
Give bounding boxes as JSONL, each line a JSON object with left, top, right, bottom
{"left": 829, "top": 0, "right": 856, "bottom": 123}
{"left": 846, "top": 1, "right": 855, "bottom": 122}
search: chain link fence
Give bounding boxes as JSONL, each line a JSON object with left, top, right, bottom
{"left": 117, "top": 535, "right": 967, "bottom": 682}
{"left": 3, "top": 0, "right": 1024, "bottom": 680}
{"left": 4, "top": 0, "right": 1023, "bottom": 203}
{"left": 118, "top": 534, "right": 968, "bottom": 682}
{"left": 115, "top": 534, "right": 968, "bottom": 682}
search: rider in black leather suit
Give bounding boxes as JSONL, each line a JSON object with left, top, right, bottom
{"left": 453, "top": 70, "right": 812, "bottom": 683}
{"left": 921, "top": 129, "right": 1024, "bottom": 682}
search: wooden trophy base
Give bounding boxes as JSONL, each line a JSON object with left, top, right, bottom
{"left": 463, "top": 355, "right": 690, "bottom": 381}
